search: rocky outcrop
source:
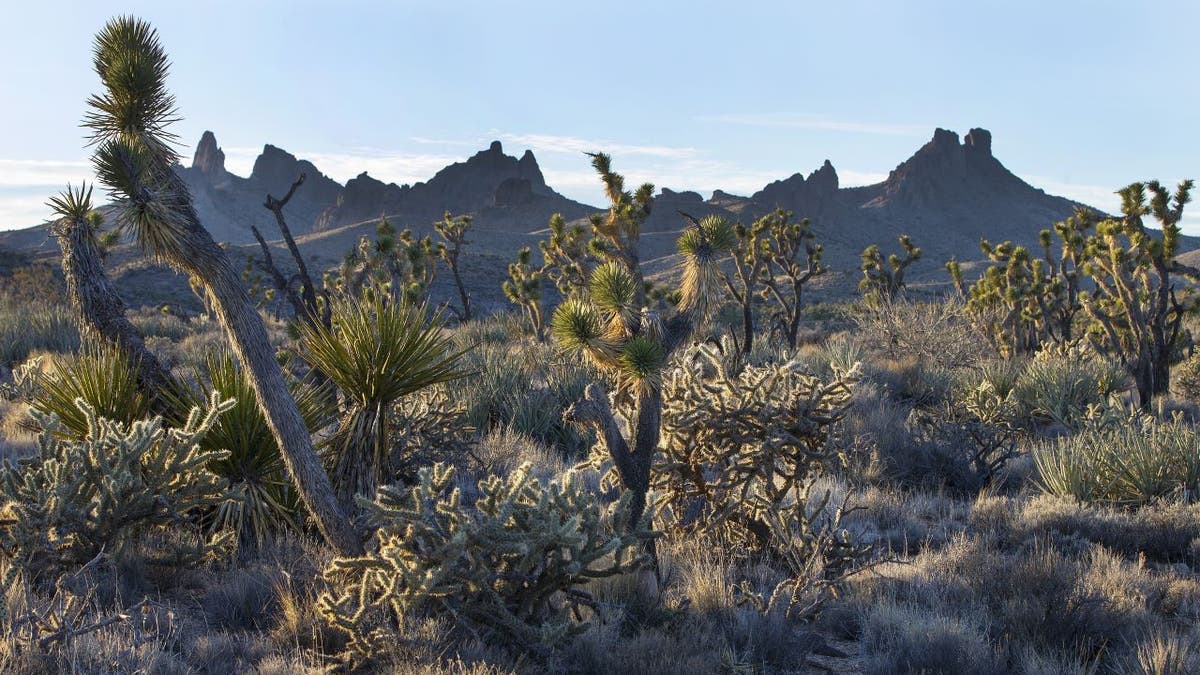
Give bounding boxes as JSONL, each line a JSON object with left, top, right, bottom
{"left": 192, "top": 131, "right": 227, "bottom": 178}
{"left": 313, "top": 140, "right": 591, "bottom": 232}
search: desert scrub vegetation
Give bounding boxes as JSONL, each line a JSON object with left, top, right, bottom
{"left": 3, "top": 13, "right": 1200, "bottom": 674}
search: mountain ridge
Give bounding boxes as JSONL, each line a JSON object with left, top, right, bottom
{"left": 2, "top": 126, "right": 1166, "bottom": 305}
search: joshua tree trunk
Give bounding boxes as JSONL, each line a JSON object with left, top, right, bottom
{"left": 169, "top": 224, "right": 362, "bottom": 555}
{"left": 51, "top": 217, "right": 174, "bottom": 399}
{"left": 450, "top": 262, "right": 472, "bottom": 322}
{"left": 565, "top": 383, "right": 657, "bottom": 550}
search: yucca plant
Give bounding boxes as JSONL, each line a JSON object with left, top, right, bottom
{"left": 164, "top": 352, "right": 334, "bottom": 549}
{"left": 26, "top": 342, "right": 152, "bottom": 437}
{"left": 555, "top": 153, "right": 734, "bottom": 549}
{"left": 80, "top": 16, "right": 358, "bottom": 553}
{"left": 299, "top": 293, "right": 469, "bottom": 509}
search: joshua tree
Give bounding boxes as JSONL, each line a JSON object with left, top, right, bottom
{"left": 82, "top": 17, "right": 360, "bottom": 554}
{"left": 948, "top": 208, "right": 1095, "bottom": 357}
{"left": 753, "top": 210, "right": 827, "bottom": 350}
{"left": 539, "top": 213, "right": 591, "bottom": 297}
{"left": 46, "top": 184, "right": 175, "bottom": 400}
{"left": 554, "top": 153, "right": 733, "bottom": 551}
{"left": 859, "top": 235, "right": 921, "bottom": 305}
{"left": 502, "top": 246, "right": 547, "bottom": 341}
{"left": 334, "top": 218, "right": 438, "bottom": 304}
{"left": 1082, "top": 180, "right": 1196, "bottom": 407}
{"left": 434, "top": 212, "right": 473, "bottom": 321}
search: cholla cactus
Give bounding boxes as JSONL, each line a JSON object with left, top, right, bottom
{"left": 0, "top": 395, "right": 233, "bottom": 584}
{"left": 859, "top": 235, "right": 921, "bottom": 305}
{"left": 655, "top": 341, "right": 858, "bottom": 549}
{"left": 316, "top": 462, "right": 646, "bottom": 661}
{"left": 949, "top": 209, "right": 1094, "bottom": 357}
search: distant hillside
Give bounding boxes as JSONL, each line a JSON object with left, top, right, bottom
{"left": 5, "top": 126, "right": 1179, "bottom": 307}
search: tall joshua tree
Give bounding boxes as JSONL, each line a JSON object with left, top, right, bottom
{"left": 555, "top": 153, "right": 733, "bottom": 550}
{"left": 1082, "top": 180, "right": 1196, "bottom": 407}
{"left": 434, "top": 211, "right": 473, "bottom": 321}
{"left": 83, "top": 17, "right": 360, "bottom": 554}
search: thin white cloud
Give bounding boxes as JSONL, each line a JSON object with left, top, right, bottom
{"left": 697, "top": 113, "right": 927, "bottom": 137}
{"left": 0, "top": 192, "right": 61, "bottom": 229}
{"left": 496, "top": 132, "right": 701, "bottom": 160}
{"left": 0, "top": 159, "right": 93, "bottom": 187}
{"left": 222, "top": 146, "right": 463, "bottom": 186}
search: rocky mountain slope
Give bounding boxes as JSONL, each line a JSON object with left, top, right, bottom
{"left": 4, "top": 126, "right": 1169, "bottom": 307}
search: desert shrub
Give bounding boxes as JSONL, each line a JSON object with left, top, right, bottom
{"left": 316, "top": 462, "right": 647, "bottom": 663}
{"left": 128, "top": 306, "right": 193, "bottom": 341}
{"left": 449, "top": 341, "right": 592, "bottom": 455}
{"left": 1012, "top": 340, "right": 1128, "bottom": 429}
{"left": 1171, "top": 352, "right": 1200, "bottom": 402}
{"left": 852, "top": 297, "right": 983, "bottom": 371}
{"left": 867, "top": 353, "right": 954, "bottom": 406}
{"left": 0, "top": 294, "right": 78, "bottom": 368}
{"left": 0, "top": 396, "right": 233, "bottom": 587}
{"left": 1034, "top": 408, "right": 1200, "bottom": 506}
{"left": 860, "top": 602, "right": 1002, "bottom": 675}
{"left": 858, "top": 380, "right": 1022, "bottom": 494}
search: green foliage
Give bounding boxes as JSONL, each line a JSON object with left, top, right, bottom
{"left": 0, "top": 263, "right": 68, "bottom": 307}
{"left": 25, "top": 343, "right": 153, "bottom": 437}
{"left": 299, "top": 293, "right": 468, "bottom": 505}
{"left": 1034, "top": 407, "right": 1200, "bottom": 506}
{"left": 953, "top": 209, "right": 1094, "bottom": 357}
{"left": 859, "top": 235, "right": 921, "bottom": 306}
{"left": 1171, "top": 351, "right": 1200, "bottom": 402}
{"left": 539, "top": 213, "right": 591, "bottom": 297}
{"left": 549, "top": 155, "right": 731, "bottom": 390}
{"left": 316, "top": 463, "right": 647, "bottom": 661}
{"left": 656, "top": 342, "right": 858, "bottom": 548}
{"left": 0, "top": 396, "right": 233, "bottom": 584}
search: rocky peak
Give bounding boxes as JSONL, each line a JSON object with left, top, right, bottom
{"left": 807, "top": 159, "right": 839, "bottom": 194}
{"left": 964, "top": 128, "right": 992, "bottom": 155}
{"left": 930, "top": 128, "right": 961, "bottom": 151}
{"left": 192, "top": 131, "right": 226, "bottom": 176}
{"left": 250, "top": 144, "right": 303, "bottom": 186}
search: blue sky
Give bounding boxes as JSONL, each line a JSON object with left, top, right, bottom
{"left": 1, "top": 0, "right": 1197, "bottom": 231}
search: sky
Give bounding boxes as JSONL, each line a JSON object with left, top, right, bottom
{"left": 1, "top": 0, "right": 1197, "bottom": 232}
